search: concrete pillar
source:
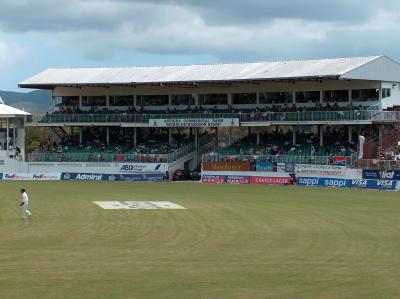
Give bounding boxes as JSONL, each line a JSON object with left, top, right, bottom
{"left": 51, "top": 127, "right": 55, "bottom": 144}
{"left": 319, "top": 125, "right": 324, "bottom": 147}
{"left": 193, "top": 94, "right": 199, "bottom": 107}
{"left": 256, "top": 92, "right": 260, "bottom": 105}
{"left": 6, "top": 118, "right": 9, "bottom": 150}
{"left": 168, "top": 94, "right": 172, "bottom": 106}
{"left": 106, "top": 96, "right": 110, "bottom": 107}
{"left": 169, "top": 128, "right": 173, "bottom": 145}
{"left": 215, "top": 127, "right": 219, "bottom": 147}
{"left": 348, "top": 126, "right": 352, "bottom": 142}
{"left": 229, "top": 127, "right": 233, "bottom": 145}
{"left": 79, "top": 96, "right": 82, "bottom": 110}
{"left": 292, "top": 126, "right": 297, "bottom": 145}
{"left": 133, "top": 127, "right": 137, "bottom": 147}
{"left": 106, "top": 127, "right": 110, "bottom": 145}
{"left": 79, "top": 128, "right": 83, "bottom": 144}
{"left": 228, "top": 93, "right": 232, "bottom": 105}
{"left": 13, "top": 121, "right": 16, "bottom": 146}
{"left": 292, "top": 90, "right": 296, "bottom": 104}
{"left": 379, "top": 126, "right": 384, "bottom": 147}
{"left": 320, "top": 90, "right": 323, "bottom": 104}
{"left": 256, "top": 132, "right": 260, "bottom": 145}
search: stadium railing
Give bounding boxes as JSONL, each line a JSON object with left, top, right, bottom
{"left": 28, "top": 143, "right": 196, "bottom": 163}
{"left": 202, "top": 154, "right": 348, "bottom": 165}
{"left": 26, "top": 110, "right": 399, "bottom": 124}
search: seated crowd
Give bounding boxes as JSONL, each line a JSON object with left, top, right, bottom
{"left": 31, "top": 131, "right": 197, "bottom": 163}
{"left": 50, "top": 101, "right": 369, "bottom": 116}
{"left": 206, "top": 130, "right": 357, "bottom": 164}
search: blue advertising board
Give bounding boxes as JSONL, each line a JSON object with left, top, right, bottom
{"left": 362, "top": 169, "right": 400, "bottom": 180}
{"left": 0, "top": 173, "right": 2, "bottom": 181}
{"left": 61, "top": 173, "right": 164, "bottom": 182}
{"left": 298, "top": 177, "right": 398, "bottom": 190}
{"left": 255, "top": 162, "right": 274, "bottom": 172}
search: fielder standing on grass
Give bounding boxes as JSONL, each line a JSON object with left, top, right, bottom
{"left": 19, "top": 188, "right": 32, "bottom": 220}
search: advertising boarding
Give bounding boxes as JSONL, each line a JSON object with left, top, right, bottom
{"left": 298, "top": 177, "right": 398, "bottom": 190}
{"left": 149, "top": 118, "right": 240, "bottom": 127}
{"left": 2, "top": 173, "right": 61, "bottom": 180}
{"left": 61, "top": 172, "right": 164, "bottom": 182}
{"left": 295, "top": 164, "right": 346, "bottom": 176}
{"left": 362, "top": 170, "right": 400, "bottom": 180}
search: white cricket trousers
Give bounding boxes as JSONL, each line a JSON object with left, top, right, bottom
{"left": 21, "top": 204, "right": 32, "bottom": 219}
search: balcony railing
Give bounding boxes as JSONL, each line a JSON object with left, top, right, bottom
{"left": 202, "top": 154, "right": 349, "bottom": 166}
{"left": 25, "top": 109, "right": 400, "bottom": 125}
{"left": 28, "top": 143, "right": 195, "bottom": 163}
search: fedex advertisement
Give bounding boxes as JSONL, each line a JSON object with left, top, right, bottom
{"left": 2, "top": 173, "right": 61, "bottom": 181}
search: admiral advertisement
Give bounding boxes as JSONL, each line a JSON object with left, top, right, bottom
{"left": 61, "top": 173, "right": 164, "bottom": 182}
{"left": 2, "top": 173, "right": 61, "bottom": 181}
{"left": 362, "top": 170, "right": 400, "bottom": 180}
{"left": 119, "top": 163, "right": 167, "bottom": 173}
{"left": 295, "top": 164, "right": 346, "bottom": 176}
{"left": 298, "top": 177, "right": 398, "bottom": 190}
{"left": 149, "top": 118, "right": 240, "bottom": 128}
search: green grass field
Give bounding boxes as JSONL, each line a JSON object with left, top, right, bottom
{"left": 1, "top": 181, "right": 400, "bottom": 299}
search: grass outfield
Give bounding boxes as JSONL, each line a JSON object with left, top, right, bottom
{"left": 1, "top": 182, "right": 400, "bottom": 299}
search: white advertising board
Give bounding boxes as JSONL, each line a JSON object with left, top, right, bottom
{"left": 149, "top": 118, "right": 239, "bottom": 127}
{"left": 2, "top": 173, "right": 61, "bottom": 180}
{"left": 295, "top": 164, "right": 346, "bottom": 176}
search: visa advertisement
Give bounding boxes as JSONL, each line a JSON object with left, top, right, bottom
{"left": 298, "top": 177, "right": 398, "bottom": 190}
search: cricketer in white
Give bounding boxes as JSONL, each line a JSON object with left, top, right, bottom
{"left": 20, "top": 189, "right": 32, "bottom": 219}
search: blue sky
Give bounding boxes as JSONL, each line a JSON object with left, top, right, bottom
{"left": 1, "top": 0, "right": 400, "bottom": 92}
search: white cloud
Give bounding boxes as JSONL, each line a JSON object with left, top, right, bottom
{"left": 0, "top": 41, "right": 25, "bottom": 69}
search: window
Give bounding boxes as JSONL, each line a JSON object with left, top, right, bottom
{"left": 259, "top": 92, "right": 293, "bottom": 104}
{"left": 82, "top": 96, "right": 107, "bottom": 106}
{"left": 322, "top": 90, "right": 348, "bottom": 102}
{"left": 171, "top": 94, "right": 194, "bottom": 105}
{"left": 198, "top": 94, "right": 228, "bottom": 105}
{"left": 382, "top": 88, "right": 391, "bottom": 98}
{"left": 352, "top": 89, "right": 379, "bottom": 101}
{"left": 137, "top": 95, "right": 169, "bottom": 106}
{"left": 232, "top": 93, "right": 256, "bottom": 105}
{"left": 295, "top": 91, "right": 320, "bottom": 103}
{"left": 53, "top": 96, "right": 79, "bottom": 107}
{"left": 109, "top": 96, "right": 134, "bottom": 106}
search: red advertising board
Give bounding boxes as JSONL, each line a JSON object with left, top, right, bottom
{"left": 250, "top": 176, "right": 290, "bottom": 185}
{"left": 202, "top": 162, "right": 251, "bottom": 172}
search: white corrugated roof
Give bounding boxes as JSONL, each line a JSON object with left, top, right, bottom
{"left": 19, "top": 56, "right": 387, "bottom": 87}
{"left": 0, "top": 102, "right": 31, "bottom": 117}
